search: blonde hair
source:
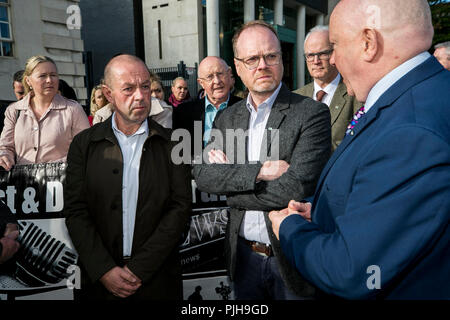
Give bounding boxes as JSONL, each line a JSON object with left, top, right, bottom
{"left": 172, "top": 77, "right": 186, "bottom": 87}
{"left": 22, "top": 55, "right": 58, "bottom": 95}
{"left": 89, "top": 84, "right": 105, "bottom": 116}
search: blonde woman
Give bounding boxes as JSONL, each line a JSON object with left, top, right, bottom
{"left": 150, "top": 77, "right": 173, "bottom": 129}
{"left": 0, "top": 55, "right": 89, "bottom": 170}
{"left": 89, "top": 84, "right": 107, "bottom": 125}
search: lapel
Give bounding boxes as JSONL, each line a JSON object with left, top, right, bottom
{"left": 329, "top": 80, "right": 348, "bottom": 126}
{"left": 233, "top": 99, "right": 251, "bottom": 131}
{"left": 298, "top": 80, "right": 348, "bottom": 126}
{"left": 194, "top": 98, "right": 206, "bottom": 138}
{"left": 230, "top": 98, "right": 251, "bottom": 162}
{"left": 196, "top": 98, "right": 206, "bottom": 121}
{"left": 263, "top": 84, "right": 290, "bottom": 161}
{"left": 313, "top": 56, "right": 443, "bottom": 204}
{"left": 231, "top": 84, "right": 290, "bottom": 162}
{"left": 266, "top": 84, "right": 290, "bottom": 131}
{"left": 91, "top": 115, "right": 119, "bottom": 146}
{"left": 148, "top": 118, "right": 171, "bottom": 141}
{"left": 229, "top": 94, "right": 243, "bottom": 106}
{"left": 302, "top": 82, "right": 315, "bottom": 98}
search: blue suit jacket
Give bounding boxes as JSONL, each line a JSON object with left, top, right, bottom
{"left": 279, "top": 57, "right": 450, "bottom": 299}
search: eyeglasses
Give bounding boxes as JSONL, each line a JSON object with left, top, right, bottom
{"left": 198, "top": 72, "right": 227, "bottom": 83}
{"left": 304, "top": 49, "right": 333, "bottom": 62}
{"left": 235, "top": 52, "right": 282, "bottom": 70}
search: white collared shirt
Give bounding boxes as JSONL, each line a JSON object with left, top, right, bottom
{"left": 239, "top": 82, "right": 282, "bottom": 245}
{"left": 313, "top": 73, "right": 341, "bottom": 107}
{"left": 364, "top": 52, "right": 431, "bottom": 113}
{"left": 112, "top": 113, "right": 149, "bottom": 257}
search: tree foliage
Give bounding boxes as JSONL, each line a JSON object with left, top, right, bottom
{"left": 428, "top": 0, "right": 450, "bottom": 45}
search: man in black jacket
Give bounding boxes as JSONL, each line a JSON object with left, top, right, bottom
{"left": 64, "top": 54, "right": 192, "bottom": 300}
{"left": 172, "top": 56, "right": 241, "bottom": 162}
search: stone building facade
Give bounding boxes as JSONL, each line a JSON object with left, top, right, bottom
{"left": 0, "top": 0, "right": 86, "bottom": 105}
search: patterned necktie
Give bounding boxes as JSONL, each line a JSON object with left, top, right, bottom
{"left": 345, "top": 106, "right": 365, "bottom": 135}
{"left": 316, "top": 90, "right": 326, "bottom": 102}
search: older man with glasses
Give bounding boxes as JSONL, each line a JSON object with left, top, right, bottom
{"left": 173, "top": 56, "right": 242, "bottom": 159}
{"left": 295, "top": 25, "right": 361, "bottom": 151}
{"left": 193, "top": 20, "right": 331, "bottom": 300}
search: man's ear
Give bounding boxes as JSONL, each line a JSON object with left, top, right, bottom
{"left": 102, "top": 85, "right": 113, "bottom": 104}
{"left": 362, "top": 28, "right": 379, "bottom": 62}
{"left": 197, "top": 78, "right": 205, "bottom": 90}
{"left": 234, "top": 59, "right": 242, "bottom": 78}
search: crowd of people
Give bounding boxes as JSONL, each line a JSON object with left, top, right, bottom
{"left": 0, "top": 0, "right": 449, "bottom": 301}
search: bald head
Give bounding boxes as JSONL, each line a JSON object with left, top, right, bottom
{"left": 101, "top": 54, "right": 152, "bottom": 134}
{"left": 198, "top": 56, "right": 230, "bottom": 78}
{"left": 329, "top": 0, "right": 434, "bottom": 102}
{"left": 197, "top": 56, "right": 233, "bottom": 108}
{"left": 332, "top": 0, "right": 433, "bottom": 54}
{"left": 104, "top": 54, "right": 149, "bottom": 88}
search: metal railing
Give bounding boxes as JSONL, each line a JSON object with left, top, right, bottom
{"left": 150, "top": 61, "right": 198, "bottom": 100}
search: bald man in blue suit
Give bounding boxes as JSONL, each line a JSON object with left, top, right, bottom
{"left": 269, "top": 0, "right": 450, "bottom": 300}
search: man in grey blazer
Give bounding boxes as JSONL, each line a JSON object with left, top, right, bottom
{"left": 295, "top": 26, "right": 361, "bottom": 151}
{"left": 192, "top": 20, "right": 331, "bottom": 300}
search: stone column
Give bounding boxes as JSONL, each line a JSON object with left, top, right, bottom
{"left": 206, "top": 0, "right": 220, "bottom": 56}
{"left": 296, "top": 5, "right": 306, "bottom": 88}
{"left": 316, "top": 14, "right": 325, "bottom": 26}
{"left": 274, "top": 0, "right": 283, "bottom": 26}
{"left": 243, "top": 0, "right": 255, "bottom": 23}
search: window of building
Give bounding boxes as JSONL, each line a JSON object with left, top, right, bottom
{"left": 0, "top": 0, "right": 13, "bottom": 57}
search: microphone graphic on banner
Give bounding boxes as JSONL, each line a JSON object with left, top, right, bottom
{"left": 14, "top": 221, "right": 78, "bottom": 287}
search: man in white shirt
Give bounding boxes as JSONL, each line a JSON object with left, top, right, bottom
{"left": 64, "top": 54, "right": 192, "bottom": 300}
{"left": 193, "top": 20, "right": 331, "bottom": 300}
{"left": 295, "top": 26, "right": 361, "bottom": 151}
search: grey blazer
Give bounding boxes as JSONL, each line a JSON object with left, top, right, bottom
{"left": 192, "top": 83, "right": 331, "bottom": 297}
{"left": 294, "top": 79, "right": 362, "bottom": 151}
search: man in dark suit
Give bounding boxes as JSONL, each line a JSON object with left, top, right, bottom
{"left": 294, "top": 26, "right": 361, "bottom": 151}
{"left": 270, "top": 0, "right": 450, "bottom": 299}
{"left": 64, "top": 54, "right": 192, "bottom": 300}
{"left": 172, "top": 56, "right": 241, "bottom": 160}
{"left": 193, "top": 21, "right": 331, "bottom": 300}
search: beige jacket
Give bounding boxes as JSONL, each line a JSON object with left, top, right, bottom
{"left": 0, "top": 93, "right": 90, "bottom": 165}
{"left": 92, "top": 103, "right": 114, "bottom": 125}
{"left": 92, "top": 98, "right": 173, "bottom": 128}
{"left": 152, "top": 98, "right": 173, "bottom": 129}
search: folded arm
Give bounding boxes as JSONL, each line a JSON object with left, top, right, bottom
{"left": 226, "top": 106, "right": 331, "bottom": 211}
